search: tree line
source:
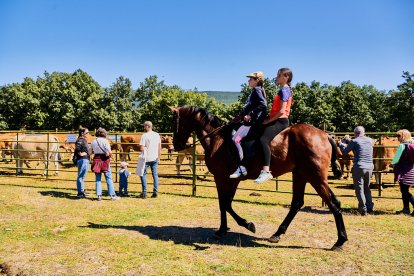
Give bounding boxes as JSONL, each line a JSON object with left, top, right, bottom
{"left": 0, "top": 69, "right": 413, "bottom": 133}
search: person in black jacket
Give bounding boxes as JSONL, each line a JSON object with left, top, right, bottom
{"left": 74, "top": 127, "right": 91, "bottom": 198}
{"left": 229, "top": 71, "right": 267, "bottom": 179}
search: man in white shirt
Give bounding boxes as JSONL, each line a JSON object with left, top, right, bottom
{"left": 138, "top": 121, "right": 161, "bottom": 198}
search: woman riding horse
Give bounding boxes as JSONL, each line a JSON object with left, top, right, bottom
{"left": 170, "top": 105, "right": 347, "bottom": 251}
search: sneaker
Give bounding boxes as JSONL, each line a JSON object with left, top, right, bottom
{"left": 97, "top": 195, "right": 102, "bottom": 201}
{"left": 151, "top": 193, "right": 158, "bottom": 198}
{"left": 396, "top": 209, "right": 410, "bottom": 215}
{"left": 254, "top": 170, "right": 273, "bottom": 184}
{"left": 139, "top": 193, "right": 147, "bottom": 199}
{"left": 77, "top": 192, "right": 86, "bottom": 199}
{"left": 229, "top": 166, "right": 247, "bottom": 179}
{"left": 110, "top": 196, "right": 120, "bottom": 201}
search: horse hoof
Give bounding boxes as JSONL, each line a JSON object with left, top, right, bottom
{"left": 247, "top": 222, "right": 256, "bottom": 233}
{"left": 330, "top": 245, "right": 344, "bottom": 252}
{"left": 268, "top": 235, "right": 281, "bottom": 243}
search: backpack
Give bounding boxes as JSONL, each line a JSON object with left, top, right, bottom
{"left": 405, "top": 143, "right": 414, "bottom": 163}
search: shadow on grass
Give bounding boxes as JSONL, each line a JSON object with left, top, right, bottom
{"left": 39, "top": 190, "right": 93, "bottom": 200}
{"left": 0, "top": 171, "right": 39, "bottom": 177}
{"left": 80, "top": 222, "right": 321, "bottom": 250}
{"left": 301, "top": 206, "right": 394, "bottom": 216}
{"left": 160, "top": 174, "right": 213, "bottom": 182}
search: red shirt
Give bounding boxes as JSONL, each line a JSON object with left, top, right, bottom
{"left": 270, "top": 86, "right": 292, "bottom": 119}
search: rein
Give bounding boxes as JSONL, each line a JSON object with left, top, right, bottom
{"left": 176, "top": 109, "right": 241, "bottom": 149}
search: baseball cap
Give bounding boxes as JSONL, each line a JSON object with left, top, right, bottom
{"left": 246, "top": 71, "right": 265, "bottom": 81}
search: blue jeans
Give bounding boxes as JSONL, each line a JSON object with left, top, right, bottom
{"left": 76, "top": 159, "right": 89, "bottom": 194}
{"left": 95, "top": 168, "right": 116, "bottom": 197}
{"left": 140, "top": 160, "right": 159, "bottom": 194}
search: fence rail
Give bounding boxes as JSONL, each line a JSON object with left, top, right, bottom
{"left": 0, "top": 130, "right": 402, "bottom": 200}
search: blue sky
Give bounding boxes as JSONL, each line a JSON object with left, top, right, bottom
{"left": 0, "top": 0, "right": 413, "bottom": 92}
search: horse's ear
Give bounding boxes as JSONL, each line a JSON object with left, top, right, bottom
{"left": 168, "top": 106, "right": 178, "bottom": 113}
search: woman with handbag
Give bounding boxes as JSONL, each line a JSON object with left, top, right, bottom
{"left": 74, "top": 128, "right": 90, "bottom": 198}
{"left": 91, "top": 127, "right": 119, "bottom": 201}
{"left": 391, "top": 129, "right": 414, "bottom": 215}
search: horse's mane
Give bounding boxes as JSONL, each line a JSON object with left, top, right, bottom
{"left": 182, "top": 105, "right": 225, "bottom": 129}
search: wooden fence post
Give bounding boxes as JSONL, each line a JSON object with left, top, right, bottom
{"left": 46, "top": 133, "right": 50, "bottom": 179}
{"left": 192, "top": 132, "right": 197, "bottom": 196}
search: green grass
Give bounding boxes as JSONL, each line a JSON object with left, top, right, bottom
{"left": 0, "top": 159, "right": 414, "bottom": 275}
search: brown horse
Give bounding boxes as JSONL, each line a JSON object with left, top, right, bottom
{"left": 170, "top": 106, "right": 347, "bottom": 250}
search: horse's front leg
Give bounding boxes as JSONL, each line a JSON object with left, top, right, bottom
{"left": 215, "top": 192, "right": 229, "bottom": 237}
{"left": 227, "top": 207, "right": 256, "bottom": 233}
{"left": 226, "top": 179, "right": 255, "bottom": 233}
{"left": 215, "top": 178, "right": 254, "bottom": 237}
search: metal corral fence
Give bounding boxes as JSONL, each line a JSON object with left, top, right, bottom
{"left": 0, "top": 130, "right": 401, "bottom": 199}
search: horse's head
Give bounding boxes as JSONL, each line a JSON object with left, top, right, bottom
{"left": 169, "top": 106, "right": 195, "bottom": 151}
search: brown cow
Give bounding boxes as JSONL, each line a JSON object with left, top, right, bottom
{"left": 336, "top": 136, "right": 354, "bottom": 179}
{"left": 161, "top": 135, "right": 174, "bottom": 160}
{"left": 0, "top": 133, "right": 16, "bottom": 162}
{"left": 120, "top": 134, "right": 142, "bottom": 161}
{"left": 373, "top": 136, "right": 399, "bottom": 186}
{"left": 175, "top": 144, "right": 209, "bottom": 176}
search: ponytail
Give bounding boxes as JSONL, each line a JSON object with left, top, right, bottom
{"left": 78, "top": 128, "right": 87, "bottom": 138}
{"left": 257, "top": 80, "right": 267, "bottom": 98}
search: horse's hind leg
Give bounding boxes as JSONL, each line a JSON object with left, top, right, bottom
{"left": 311, "top": 181, "right": 348, "bottom": 251}
{"left": 269, "top": 171, "right": 306, "bottom": 243}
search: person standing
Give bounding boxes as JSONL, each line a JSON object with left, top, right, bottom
{"left": 391, "top": 129, "right": 414, "bottom": 215}
{"left": 229, "top": 71, "right": 267, "bottom": 179}
{"left": 118, "top": 161, "right": 131, "bottom": 196}
{"left": 339, "top": 126, "right": 374, "bottom": 215}
{"left": 255, "top": 68, "right": 293, "bottom": 183}
{"left": 75, "top": 127, "right": 90, "bottom": 198}
{"left": 91, "top": 127, "right": 119, "bottom": 201}
{"left": 139, "top": 121, "right": 161, "bottom": 199}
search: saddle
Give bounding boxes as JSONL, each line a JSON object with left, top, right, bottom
{"left": 240, "top": 124, "right": 264, "bottom": 159}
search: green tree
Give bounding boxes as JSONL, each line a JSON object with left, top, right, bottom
{"left": 0, "top": 79, "right": 44, "bottom": 129}
{"left": 290, "top": 82, "right": 335, "bottom": 130}
{"left": 35, "top": 70, "right": 103, "bottom": 130}
{"left": 388, "top": 71, "right": 414, "bottom": 130}
{"left": 330, "top": 81, "right": 374, "bottom": 131}
{"left": 100, "top": 76, "right": 134, "bottom": 131}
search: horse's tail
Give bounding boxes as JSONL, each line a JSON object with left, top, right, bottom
{"left": 328, "top": 135, "right": 343, "bottom": 179}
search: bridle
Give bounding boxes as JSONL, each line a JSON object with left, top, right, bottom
{"left": 175, "top": 108, "right": 235, "bottom": 149}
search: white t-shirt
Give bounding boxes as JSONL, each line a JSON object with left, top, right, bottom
{"left": 91, "top": 137, "right": 111, "bottom": 154}
{"left": 139, "top": 130, "right": 161, "bottom": 162}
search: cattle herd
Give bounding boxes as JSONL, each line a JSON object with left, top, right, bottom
{"left": 0, "top": 132, "right": 205, "bottom": 176}
{"left": 0, "top": 132, "right": 399, "bottom": 183}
